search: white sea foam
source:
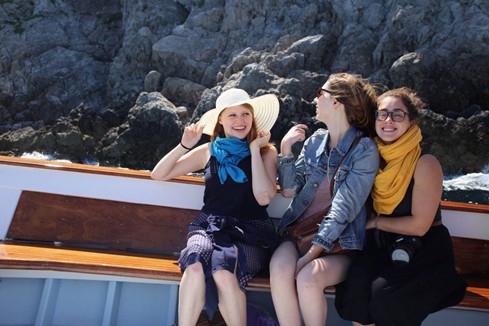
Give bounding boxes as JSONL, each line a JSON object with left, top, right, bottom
{"left": 443, "top": 164, "right": 489, "bottom": 192}
{"left": 20, "top": 151, "right": 99, "bottom": 166}
{"left": 21, "top": 151, "right": 69, "bottom": 162}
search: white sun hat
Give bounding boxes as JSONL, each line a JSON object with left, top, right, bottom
{"left": 199, "top": 88, "right": 280, "bottom": 136}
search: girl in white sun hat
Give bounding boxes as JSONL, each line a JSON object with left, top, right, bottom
{"left": 151, "top": 88, "right": 280, "bottom": 325}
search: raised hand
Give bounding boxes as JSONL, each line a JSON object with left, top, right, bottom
{"left": 280, "top": 124, "right": 308, "bottom": 156}
{"left": 181, "top": 123, "right": 204, "bottom": 149}
{"left": 250, "top": 129, "right": 271, "bottom": 150}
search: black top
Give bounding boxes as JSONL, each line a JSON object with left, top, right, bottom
{"left": 388, "top": 178, "right": 442, "bottom": 222}
{"left": 202, "top": 155, "right": 269, "bottom": 220}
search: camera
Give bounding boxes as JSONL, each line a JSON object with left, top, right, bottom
{"left": 390, "top": 235, "right": 422, "bottom": 266}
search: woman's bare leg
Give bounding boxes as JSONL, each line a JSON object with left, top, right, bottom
{"left": 297, "top": 254, "right": 351, "bottom": 326}
{"left": 270, "top": 241, "right": 302, "bottom": 326}
{"left": 213, "top": 269, "right": 246, "bottom": 326}
{"left": 178, "top": 262, "right": 206, "bottom": 326}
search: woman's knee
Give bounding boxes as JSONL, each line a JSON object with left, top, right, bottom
{"left": 213, "top": 269, "right": 238, "bottom": 289}
{"left": 184, "top": 261, "right": 204, "bottom": 277}
{"left": 334, "top": 274, "right": 373, "bottom": 323}
{"left": 369, "top": 279, "right": 397, "bottom": 322}
{"left": 270, "top": 258, "right": 295, "bottom": 280}
{"left": 299, "top": 255, "right": 350, "bottom": 289}
{"left": 296, "top": 267, "right": 318, "bottom": 290}
{"left": 270, "top": 242, "right": 297, "bottom": 277}
{"left": 369, "top": 278, "right": 420, "bottom": 325}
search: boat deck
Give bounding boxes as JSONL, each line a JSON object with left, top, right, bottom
{"left": 0, "top": 156, "right": 488, "bottom": 325}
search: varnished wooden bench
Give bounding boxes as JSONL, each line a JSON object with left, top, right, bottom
{"left": 0, "top": 190, "right": 275, "bottom": 290}
{"left": 0, "top": 190, "right": 488, "bottom": 312}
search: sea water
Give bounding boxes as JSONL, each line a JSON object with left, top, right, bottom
{"left": 20, "top": 152, "right": 489, "bottom": 205}
{"left": 443, "top": 166, "right": 489, "bottom": 205}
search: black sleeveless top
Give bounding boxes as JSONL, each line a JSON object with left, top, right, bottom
{"left": 201, "top": 156, "right": 269, "bottom": 220}
{"left": 388, "top": 178, "right": 442, "bottom": 222}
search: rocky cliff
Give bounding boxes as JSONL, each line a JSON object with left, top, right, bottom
{"left": 0, "top": 0, "right": 488, "bottom": 173}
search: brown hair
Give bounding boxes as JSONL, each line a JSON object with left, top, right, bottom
{"left": 377, "top": 87, "right": 426, "bottom": 122}
{"left": 327, "top": 73, "right": 378, "bottom": 137}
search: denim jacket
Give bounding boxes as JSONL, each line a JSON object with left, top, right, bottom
{"left": 277, "top": 127, "right": 379, "bottom": 252}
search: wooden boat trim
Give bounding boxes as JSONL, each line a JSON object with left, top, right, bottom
{"left": 0, "top": 243, "right": 182, "bottom": 281}
{"left": 1, "top": 155, "right": 488, "bottom": 213}
{"left": 0, "top": 155, "right": 197, "bottom": 184}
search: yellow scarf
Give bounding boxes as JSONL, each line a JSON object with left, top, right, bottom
{"left": 372, "top": 125, "right": 422, "bottom": 215}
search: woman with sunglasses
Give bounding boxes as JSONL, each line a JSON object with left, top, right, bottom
{"left": 269, "top": 73, "right": 380, "bottom": 325}
{"left": 335, "top": 87, "right": 466, "bottom": 326}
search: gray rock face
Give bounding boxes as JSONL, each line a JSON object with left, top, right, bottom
{"left": 0, "top": 0, "right": 488, "bottom": 173}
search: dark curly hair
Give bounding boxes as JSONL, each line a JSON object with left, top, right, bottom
{"left": 377, "top": 87, "right": 426, "bottom": 122}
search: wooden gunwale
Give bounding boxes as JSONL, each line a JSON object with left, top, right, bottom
{"left": 1, "top": 155, "right": 487, "bottom": 213}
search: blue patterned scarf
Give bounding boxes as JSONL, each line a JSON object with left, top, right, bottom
{"left": 210, "top": 137, "right": 251, "bottom": 184}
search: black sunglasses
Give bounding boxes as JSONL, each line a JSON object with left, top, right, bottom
{"left": 316, "top": 88, "right": 334, "bottom": 98}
